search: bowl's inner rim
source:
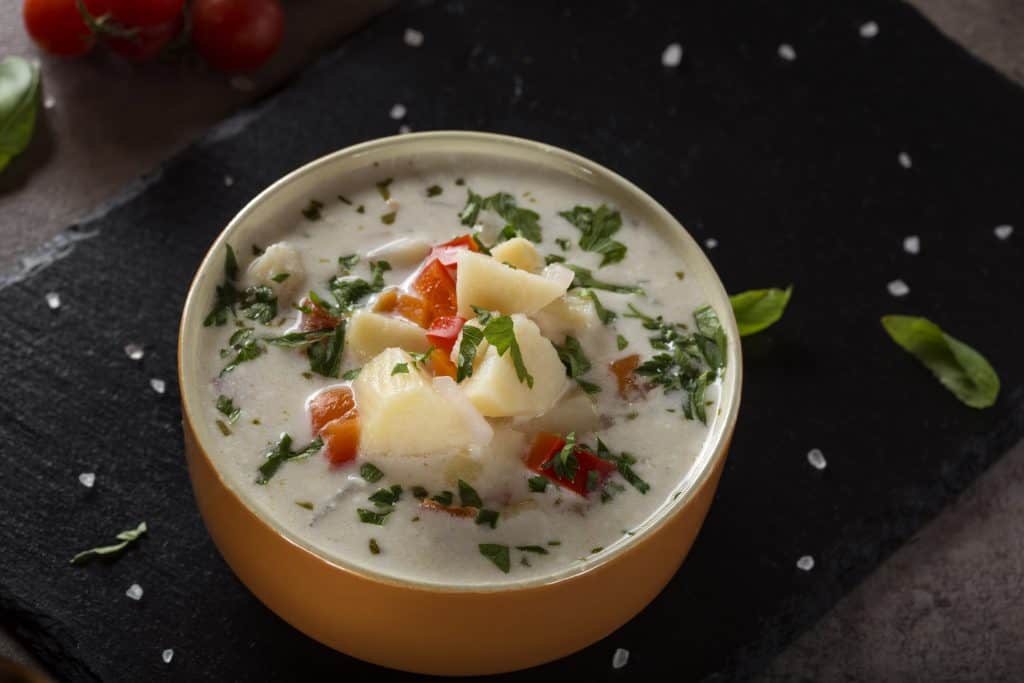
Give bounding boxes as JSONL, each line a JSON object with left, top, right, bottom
{"left": 179, "top": 130, "right": 743, "bottom": 593}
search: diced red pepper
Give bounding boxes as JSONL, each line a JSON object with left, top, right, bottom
{"left": 413, "top": 259, "right": 458, "bottom": 319}
{"left": 395, "top": 294, "right": 433, "bottom": 328}
{"left": 372, "top": 289, "right": 399, "bottom": 313}
{"left": 428, "top": 348, "right": 458, "bottom": 380}
{"left": 429, "top": 234, "right": 480, "bottom": 268}
{"left": 298, "top": 296, "right": 340, "bottom": 332}
{"left": 426, "top": 315, "right": 466, "bottom": 354}
{"left": 308, "top": 386, "right": 356, "bottom": 433}
{"left": 524, "top": 432, "right": 617, "bottom": 497}
{"left": 321, "top": 415, "right": 360, "bottom": 466}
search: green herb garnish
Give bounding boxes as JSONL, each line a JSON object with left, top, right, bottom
{"left": 547, "top": 540, "right": 561, "bottom": 546}
{"left": 216, "top": 419, "right": 231, "bottom": 436}
{"left": 337, "top": 253, "right": 360, "bottom": 274}
{"left": 302, "top": 199, "right": 324, "bottom": 221}
{"left": 729, "top": 286, "right": 793, "bottom": 336}
{"left": 617, "top": 334, "right": 629, "bottom": 351}
{"left": 582, "top": 289, "right": 616, "bottom": 324}
{"left": 881, "top": 315, "right": 999, "bottom": 408}
{"left": 381, "top": 211, "right": 397, "bottom": 225}
{"left": 271, "top": 272, "right": 291, "bottom": 283}
{"left": 472, "top": 305, "right": 493, "bottom": 325}
{"left": 216, "top": 395, "right": 241, "bottom": 423}
{"left": 411, "top": 485, "right": 428, "bottom": 499}
{"left": 545, "top": 254, "right": 566, "bottom": 265}
{"left": 567, "top": 265, "right": 643, "bottom": 294}
{"left": 515, "top": 545, "right": 549, "bottom": 555}
{"left": 203, "top": 245, "right": 240, "bottom": 327}
{"left": 342, "top": 367, "right": 361, "bottom": 380}
{"left": 459, "top": 189, "right": 542, "bottom": 242}
{"left": 546, "top": 432, "right": 578, "bottom": 481}
{"left": 376, "top": 177, "right": 393, "bottom": 200}
{"left": 478, "top": 543, "right": 511, "bottom": 573}
{"left": 391, "top": 362, "right": 410, "bottom": 375}
{"left": 426, "top": 185, "right": 443, "bottom": 197}
{"left": 337, "top": 194, "right": 352, "bottom": 205}
{"left": 559, "top": 204, "right": 626, "bottom": 266}
{"left": 360, "top": 463, "right": 384, "bottom": 483}
{"left": 239, "top": 284, "right": 278, "bottom": 324}
{"left": 369, "top": 538, "right": 381, "bottom": 554}
{"left": 256, "top": 433, "right": 324, "bottom": 484}
{"left": 431, "top": 490, "right": 454, "bottom": 506}
{"left": 455, "top": 325, "right": 485, "bottom": 382}
{"left": 357, "top": 508, "right": 392, "bottom": 525}
{"left": 482, "top": 315, "right": 533, "bottom": 387}
{"left": 458, "top": 479, "right": 483, "bottom": 508}
{"left": 70, "top": 521, "right": 147, "bottom": 565}
{"left": 307, "top": 322, "right": 346, "bottom": 378}
{"left": 220, "top": 328, "right": 264, "bottom": 376}
{"left": 475, "top": 509, "right": 499, "bottom": 529}
{"left": 369, "top": 485, "right": 403, "bottom": 507}
{"left": 555, "top": 237, "right": 571, "bottom": 251}
{"left": 356, "top": 204, "right": 365, "bottom": 214}
{"left": 528, "top": 475, "right": 549, "bottom": 493}
{"left": 554, "top": 336, "right": 599, "bottom": 394}
{"left": 596, "top": 438, "right": 650, "bottom": 494}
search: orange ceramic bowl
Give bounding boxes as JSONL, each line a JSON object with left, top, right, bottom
{"left": 178, "top": 131, "right": 742, "bottom": 675}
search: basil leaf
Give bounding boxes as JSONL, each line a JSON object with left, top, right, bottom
{"left": 478, "top": 543, "right": 511, "bottom": 573}
{"left": 70, "top": 521, "right": 147, "bottom": 565}
{"left": 729, "top": 286, "right": 793, "bottom": 336}
{"left": 567, "top": 265, "right": 643, "bottom": 294}
{"left": 360, "top": 463, "right": 384, "bottom": 483}
{"left": 559, "top": 204, "right": 627, "bottom": 266}
{"left": 458, "top": 479, "right": 483, "bottom": 508}
{"left": 881, "top": 315, "right": 1000, "bottom": 408}
{"left": 482, "top": 315, "right": 534, "bottom": 387}
{"left": 256, "top": 434, "right": 324, "bottom": 484}
{"left": 0, "top": 56, "right": 40, "bottom": 173}
{"left": 307, "top": 322, "right": 345, "bottom": 378}
{"left": 456, "top": 325, "right": 485, "bottom": 382}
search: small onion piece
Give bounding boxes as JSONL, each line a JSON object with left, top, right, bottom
{"left": 541, "top": 263, "right": 574, "bottom": 292}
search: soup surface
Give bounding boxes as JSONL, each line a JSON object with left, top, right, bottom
{"left": 194, "top": 150, "right": 728, "bottom": 587}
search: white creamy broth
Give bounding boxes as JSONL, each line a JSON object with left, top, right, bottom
{"left": 196, "top": 152, "right": 726, "bottom": 587}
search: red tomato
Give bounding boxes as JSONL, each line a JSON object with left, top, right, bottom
{"left": 426, "top": 316, "right": 466, "bottom": 354}
{"left": 104, "top": 0, "right": 184, "bottom": 28}
{"left": 412, "top": 259, "right": 458, "bottom": 320}
{"left": 106, "top": 18, "right": 180, "bottom": 60}
{"left": 192, "top": 0, "right": 284, "bottom": 71}
{"left": 525, "top": 432, "right": 617, "bottom": 497}
{"left": 23, "top": 0, "right": 96, "bottom": 56}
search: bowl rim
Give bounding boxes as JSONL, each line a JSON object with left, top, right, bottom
{"left": 178, "top": 130, "right": 743, "bottom": 594}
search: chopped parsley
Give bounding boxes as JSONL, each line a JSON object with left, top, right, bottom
{"left": 295, "top": 501, "right": 314, "bottom": 510}
{"left": 271, "top": 272, "right": 290, "bottom": 283}
{"left": 369, "top": 538, "right": 381, "bottom": 555}
{"left": 381, "top": 211, "right": 397, "bottom": 225}
{"left": 559, "top": 204, "right": 626, "bottom": 266}
{"left": 475, "top": 509, "right": 499, "bottom": 529}
{"left": 458, "top": 479, "right": 483, "bottom": 508}
{"left": 555, "top": 237, "right": 571, "bottom": 251}
{"left": 408, "top": 347, "right": 435, "bottom": 366}
{"left": 220, "top": 328, "right": 264, "bottom": 376}
{"left": 307, "top": 322, "right": 346, "bottom": 378}
{"left": 528, "top": 475, "right": 549, "bottom": 493}
{"left": 69, "top": 521, "right": 147, "bottom": 565}
{"left": 301, "top": 199, "right": 324, "bottom": 221}
{"left": 356, "top": 204, "right": 365, "bottom": 214}
{"left": 554, "top": 336, "right": 599, "bottom": 394}
{"left": 203, "top": 245, "right": 240, "bottom": 327}
{"left": 482, "top": 315, "right": 533, "bottom": 387}
{"left": 547, "top": 540, "right": 561, "bottom": 546}
{"left": 216, "top": 420, "right": 231, "bottom": 436}
{"left": 357, "top": 508, "right": 392, "bottom": 525}
{"left": 545, "top": 432, "right": 578, "bottom": 481}
{"left": 596, "top": 438, "right": 650, "bottom": 494}
{"left": 455, "top": 325, "right": 485, "bottom": 382}
{"left": 256, "top": 433, "right": 324, "bottom": 484}
{"left": 337, "top": 254, "right": 360, "bottom": 274}
{"left": 545, "top": 253, "right": 566, "bottom": 265}
{"left": 582, "top": 289, "right": 616, "bottom": 324}
{"left": 567, "top": 265, "right": 643, "bottom": 294}
{"left": 239, "top": 285, "right": 277, "bottom": 324}
{"left": 431, "top": 490, "right": 454, "bottom": 506}
{"left": 478, "top": 543, "right": 511, "bottom": 573}
{"left": 411, "top": 485, "right": 428, "bottom": 500}
{"left": 459, "top": 189, "right": 542, "bottom": 242}
{"left": 376, "top": 177, "right": 393, "bottom": 200}
{"left": 360, "top": 463, "right": 384, "bottom": 483}
{"left": 342, "top": 367, "right": 361, "bottom": 380}
{"left": 391, "top": 362, "right": 410, "bottom": 375}
{"left": 516, "top": 545, "right": 549, "bottom": 555}
{"left": 337, "top": 194, "right": 352, "bottom": 205}
{"left": 472, "top": 305, "right": 493, "bottom": 325}
{"left": 426, "top": 185, "right": 443, "bottom": 197}
{"left": 617, "top": 334, "right": 629, "bottom": 350}
{"left": 216, "top": 395, "right": 241, "bottom": 423}
{"left": 369, "top": 485, "right": 403, "bottom": 507}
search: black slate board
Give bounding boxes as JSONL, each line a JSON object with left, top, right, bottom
{"left": 2, "top": 1, "right": 1022, "bottom": 681}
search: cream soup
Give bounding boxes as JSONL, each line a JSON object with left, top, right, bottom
{"left": 196, "top": 153, "right": 727, "bottom": 586}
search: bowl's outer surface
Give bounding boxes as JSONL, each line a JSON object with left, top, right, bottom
{"left": 178, "top": 131, "right": 741, "bottom": 675}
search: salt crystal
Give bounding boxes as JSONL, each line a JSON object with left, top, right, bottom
{"left": 229, "top": 76, "right": 254, "bottom": 92}
{"left": 661, "top": 43, "right": 683, "bottom": 68}
{"left": 150, "top": 378, "right": 166, "bottom": 395}
{"left": 887, "top": 279, "right": 909, "bottom": 297}
{"left": 807, "top": 449, "right": 826, "bottom": 470}
{"left": 797, "top": 555, "right": 815, "bottom": 571}
{"left": 704, "top": 238, "right": 718, "bottom": 249}
{"left": 902, "top": 235, "right": 920, "bottom": 255}
{"left": 224, "top": 175, "right": 234, "bottom": 187}
{"left": 389, "top": 103, "right": 407, "bottom": 120}
{"left": 124, "top": 343, "right": 144, "bottom": 361}
{"left": 162, "top": 649, "right": 174, "bottom": 664}
{"left": 126, "top": 583, "right": 144, "bottom": 600}
{"left": 78, "top": 472, "right": 96, "bottom": 488}
{"left": 994, "top": 224, "right": 1014, "bottom": 240}
{"left": 43, "top": 95, "right": 56, "bottom": 109}
{"left": 859, "top": 21, "right": 879, "bottom": 39}
{"left": 778, "top": 44, "right": 796, "bottom": 61}
{"left": 403, "top": 28, "right": 424, "bottom": 47}
{"left": 612, "top": 648, "right": 630, "bottom": 669}
{"left": 898, "top": 152, "right": 912, "bottom": 169}
{"left": 45, "top": 292, "right": 61, "bottom": 310}
{"left": 398, "top": 124, "right": 412, "bottom": 134}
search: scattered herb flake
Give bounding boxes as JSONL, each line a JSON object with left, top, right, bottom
{"left": 546, "top": 432, "right": 578, "bottom": 481}
{"left": 360, "top": 463, "right": 385, "bottom": 483}
{"left": 411, "top": 485, "right": 428, "bottom": 499}
{"left": 216, "top": 419, "right": 232, "bottom": 436}
{"left": 516, "top": 545, "right": 549, "bottom": 555}
{"left": 256, "top": 434, "right": 324, "bottom": 484}
{"left": 479, "top": 543, "right": 511, "bottom": 573}
{"left": 568, "top": 265, "right": 643, "bottom": 294}
{"left": 596, "top": 438, "right": 650, "bottom": 494}
{"left": 301, "top": 199, "right": 324, "bottom": 221}
{"left": 458, "top": 479, "right": 483, "bottom": 508}
{"left": 369, "top": 538, "right": 381, "bottom": 554}
{"left": 216, "top": 395, "right": 241, "bottom": 423}
{"left": 337, "top": 254, "right": 360, "bottom": 274}
{"left": 559, "top": 204, "right": 627, "bottom": 266}
{"left": 555, "top": 237, "right": 571, "bottom": 251}
{"left": 296, "top": 501, "right": 314, "bottom": 510}
{"left": 357, "top": 508, "right": 392, "bottom": 525}
{"left": 455, "top": 325, "right": 485, "bottom": 382}
{"left": 482, "top": 315, "right": 534, "bottom": 387}
{"left": 426, "top": 185, "right": 443, "bottom": 197}
{"left": 369, "top": 485, "right": 403, "bottom": 507}
{"left": 391, "top": 362, "right": 410, "bottom": 375}
{"left": 381, "top": 211, "right": 397, "bottom": 225}
{"left": 356, "top": 204, "right": 365, "bottom": 214}
{"left": 545, "top": 253, "right": 566, "bottom": 265}
{"left": 376, "top": 178, "right": 394, "bottom": 200}
{"left": 203, "top": 245, "right": 240, "bottom": 327}
{"left": 617, "top": 334, "right": 629, "bottom": 351}
{"left": 528, "top": 475, "right": 549, "bottom": 493}
{"left": 475, "top": 509, "right": 499, "bottom": 529}
{"left": 431, "top": 490, "right": 454, "bottom": 506}
{"left": 70, "top": 522, "right": 147, "bottom": 565}
{"left": 342, "top": 367, "right": 361, "bottom": 380}
{"left": 337, "top": 194, "right": 352, "bottom": 205}
{"left": 582, "top": 289, "right": 616, "bottom": 324}
{"left": 459, "top": 189, "right": 542, "bottom": 242}
{"left": 271, "top": 272, "right": 291, "bottom": 283}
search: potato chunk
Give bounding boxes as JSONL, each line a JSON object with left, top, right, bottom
{"left": 247, "top": 242, "right": 305, "bottom": 300}
{"left": 455, "top": 251, "right": 568, "bottom": 317}
{"left": 461, "top": 315, "right": 568, "bottom": 417}
{"left": 347, "top": 310, "right": 431, "bottom": 361}
{"left": 490, "top": 237, "right": 543, "bottom": 273}
{"left": 353, "top": 348, "right": 480, "bottom": 457}
{"left": 366, "top": 237, "right": 432, "bottom": 268}
{"left": 532, "top": 292, "right": 598, "bottom": 344}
